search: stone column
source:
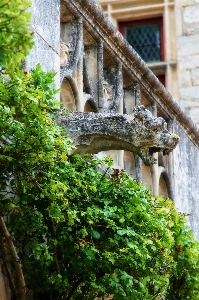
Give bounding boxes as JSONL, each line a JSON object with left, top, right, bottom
{"left": 150, "top": 103, "right": 159, "bottom": 195}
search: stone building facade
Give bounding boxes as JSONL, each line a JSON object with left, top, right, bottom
{"left": 1, "top": 1, "right": 199, "bottom": 298}
{"left": 96, "top": 0, "right": 199, "bottom": 125}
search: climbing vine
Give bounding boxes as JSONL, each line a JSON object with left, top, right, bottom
{"left": 0, "top": 66, "right": 199, "bottom": 299}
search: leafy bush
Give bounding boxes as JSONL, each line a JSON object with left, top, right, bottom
{"left": 0, "top": 0, "right": 33, "bottom": 74}
{"left": 0, "top": 67, "right": 199, "bottom": 300}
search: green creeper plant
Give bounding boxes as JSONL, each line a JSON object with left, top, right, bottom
{"left": 0, "top": 66, "right": 199, "bottom": 300}
{"left": 0, "top": 0, "right": 33, "bottom": 75}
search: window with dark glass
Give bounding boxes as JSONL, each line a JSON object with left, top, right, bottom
{"left": 119, "top": 18, "right": 164, "bottom": 63}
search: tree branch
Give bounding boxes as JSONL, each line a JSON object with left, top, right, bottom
{"left": 50, "top": 219, "right": 61, "bottom": 274}
{"left": 0, "top": 240, "right": 17, "bottom": 297}
{"left": 0, "top": 216, "right": 26, "bottom": 300}
{"left": 66, "top": 277, "right": 83, "bottom": 300}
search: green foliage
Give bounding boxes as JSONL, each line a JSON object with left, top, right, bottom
{"left": 0, "top": 67, "right": 199, "bottom": 300}
{"left": 1, "top": 2, "right": 198, "bottom": 299}
{"left": 0, "top": 0, "right": 33, "bottom": 74}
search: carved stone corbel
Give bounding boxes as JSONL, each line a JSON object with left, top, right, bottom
{"left": 56, "top": 105, "right": 179, "bottom": 165}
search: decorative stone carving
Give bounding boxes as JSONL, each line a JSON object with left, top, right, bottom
{"left": 56, "top": 105, "right": 179, "bottom": 165}
{"left": 103, "top": 81, "right": 111, "bottom": 109}
{"left": 60, "top": 39, "right": 69, "bottom": 67}
{"left": 60, "top": 19, "right": 83, "bottom": 82}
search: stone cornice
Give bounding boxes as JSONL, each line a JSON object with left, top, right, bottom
{"left": 63, "top": 0, "right": 199, "bottom": 147}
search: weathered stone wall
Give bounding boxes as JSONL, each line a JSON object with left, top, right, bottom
{"left": 173, "top": 123, "right": 199, "bottom": 240}
{"left": 176, "top": 0, "right": 199, "bottom": 125}
{"left": 24, "top": 0, "right": 60, "bottom": 88}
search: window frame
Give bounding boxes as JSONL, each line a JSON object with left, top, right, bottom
{"left": 119, "top": 17, "right": 165, "bottom": 63}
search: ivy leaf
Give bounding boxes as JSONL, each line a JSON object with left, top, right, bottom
{"left": 84, "top": 248, "right": 95, "bottom": 260}
{"left": 91, "top": 229, "right": 100, "bottom": 239}
{"left": 49, "top": 206, "right": 61, "bottom": 218}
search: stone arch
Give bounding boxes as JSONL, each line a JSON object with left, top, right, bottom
{"left": 60, "top": 77, "right": 78, "bottom": 111}
{"left": 159, "top": 167, "right": 174, "bottom": 200}
{"left": 159, "top": 173, "right": 168, "bottom": 198}
{"left": 84, "top": 101, "right": 94, "bottom": 112}
{"left": 84, "top": 98, "right": 98, "bottom": 112}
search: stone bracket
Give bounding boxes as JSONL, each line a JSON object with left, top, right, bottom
{"left": 56, "top": 105, "right": 179, "bottom": 165}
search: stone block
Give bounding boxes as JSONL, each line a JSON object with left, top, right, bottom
{"left": 181, "top": 99, "right": 199, "bottom": 112}
{"left": 185, "top": 107, "right": 199, "bottom": 124}
{"left": 179, "top": 55, "right": 199, "bottom": 71}
{"left": 179, "top": 70, "right": 192, "bottom": 87}
{"left": 191, "top": 68, "right": 199, "bottom": 85}
{"left": 176, "top": 0, "right": 194, "bottom": 6}
{"left": 186, "top": 25, "right": 199, "bottom": 35}
{"left": 180, "top": 86, "right": 199, "bottom": 101}
{"left": 177, "top": 35, "right": 199, "bottom": 57}
{"left": 183, "top": 6, "right": 199, "bottom": 23}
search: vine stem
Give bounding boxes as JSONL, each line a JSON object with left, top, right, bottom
{"left": 0, "top": 216, "right": 26, "bottom": 300}
{"left": 50, "top": 219, "right": 61, "bottom": 274}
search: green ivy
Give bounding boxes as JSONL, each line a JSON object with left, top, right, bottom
{"left": 0, "top": 66, "right": 199, "bottom": 300}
